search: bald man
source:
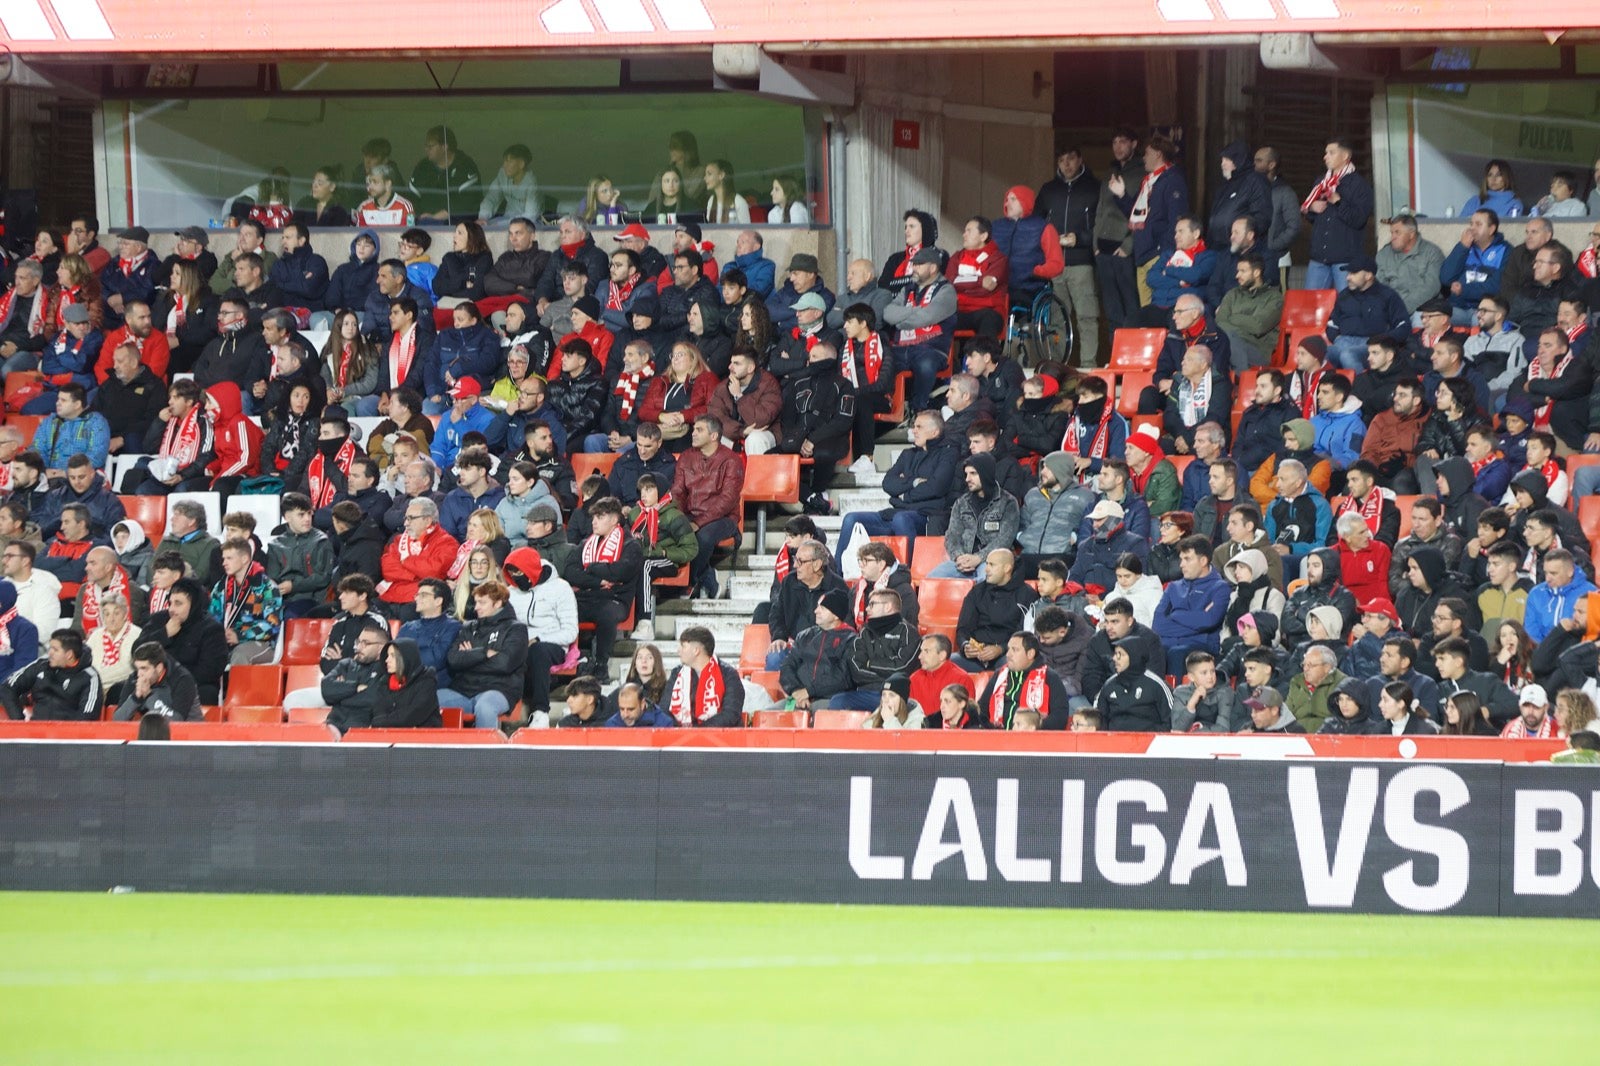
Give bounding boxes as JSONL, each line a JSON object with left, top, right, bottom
{"left": 827, "top": 257, "right": 894, "bottom": 331}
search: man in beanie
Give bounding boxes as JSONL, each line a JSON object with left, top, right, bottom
{"left": 778, "top": 586, "right": 856, "bottom": 712}
{"left": 1324, "top": 253, "right": 1410, "bottom": 370}
{"left": 1286, "top": 334, "right": 1331, "bottom": 419}
{"left": 559, "top": 294, "right": 614, "bottom": 375}
{"left": 1125, "top": 425, "right": 1180, "bottom": 518}
{"left": 1018, "top": 450, "right": 1096, "bottom": 568}
{"left": 930, "top": 453, "right": 1019, "bottom": 580}
{"left": 882, "top": 248, "right": 958, "bottom": 412}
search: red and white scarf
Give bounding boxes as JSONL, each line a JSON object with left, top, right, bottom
{"left": 1502, "top": 714, "right": 1557, "bottom": 740}
{"left": 117, "top": 250, "right": 149, "bottom": 276}
{"left": 388, "top": 325, "right": 418, "bottom": 390}
{"left": 615, "top": 363, "right": 654, "bottom": 423}
{"left": 1565, "top": 322, "right": 1588, "bottom": 348}
{"left": 843, "top": 333, "right": 885, "bottom": 388}
{"left": 852, "top": 566, "right": 894, "bottom": 628}
{"left": 447, "top": 539, "right": 482, "bottom": 582}
{"left": 1129, "top": 164, "right": 1171, "bottom": 229}
{"left": 1339, "top": 486, "right": 1384, "bottom": 536}
{"left": 1291, "top": 367, "right": 1326, "bottom": 420}
{"left": 55, "top": 285, "right": 83, "bottom": 330}
{"left": 894, "top": 282, "right": 946, "bottom": 347}
{"left": 1301, "top": 162, "right": 1354, "bottom": 213}
{"left": 1166, "top": 238, "right": 1208, "bottom": 270}
{"left": 989, "top": 666, "right": 1049, "bottom": 726}
{"left": 0, "top": 286, "right": 47, "bottom": 338}
{"left": 160, "top": 407, "right": 204, "bottom": 466}
{"left": 97, "top": 621, "right": 133, "bottom": 669}
{"left": 667, "top": 661, "right": 728, "bottom": 725}
{"left": 0, "top": 601, "right": 17, "bottom": 656}
{"left": 1538, "top": 458, "right": 1562, "bottom": 491}
{"left": 1579, "top": 245, "right": 1598, "bottom": 281}
{"left": 895, "top": 244, "right": 921, "bottom": 278}
{"left": 606, "top": 273, "right": 641, "bottom": 311}
{"left": 397, "top": 524, "right": 435, "bottom": 562}
{"left": 220, "top": 563, "right": 263, "bottom": 632}
{"left": 1527, "top": 350, "right": 1574, "bottom": 430}
{"left": 774, "top": 543, "right": 795, "bottom": 586}
{"left": 630, "top": 494, "right": 673, "bottom": 546}
{"left": 165, "top": 291, "right": 187, "bottom": 340}
{"left": 1470, "top": 451, "right": 1503, "bottom": 479}
{"left": 336, "top": 341, "right": 357, "bottom": 387}
{"left": 306, "top": 439, "right": 357, "bottom": 510}
{"left": 582, "top": 526, "right": 624, "bottom": 566}
{"left": 79, "top": 567, "right": 131, "bottom": 635}
{"left": 148, "top": 584, "right": 171, "bottom": 616}
{"left": 1062, "top": 402, "right": 1115, "bottom": 459}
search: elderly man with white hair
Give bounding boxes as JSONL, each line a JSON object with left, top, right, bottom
{"left": 88, "top": 593, "right": 142, "bottom": 700}
{"left": 1287, "top": 644, "right": 1348, "bottom": 731}
{"left": 1263, "top": 458, "right": 1331, "bottom": 561}
{"left": 1163, "top": 345, "right": 1232, "bottom": 456}
{"left": 0, "top": 259, "right": 52, "bottom": 374}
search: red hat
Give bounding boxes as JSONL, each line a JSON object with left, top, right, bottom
{"left": 615, "top": 223, "right": 650, "bottom": 242}
{"left": 1360, "top": 598, "right": 1399, "bottom": 624}
{"left": 1036, "top": 375, "right": 1060, "bottom": 397}
{"left": 1126, "top": 425, "right": 1163, "bottom": 459}
{"left": 450, "top": 377, "right": 482, "bottom": 399}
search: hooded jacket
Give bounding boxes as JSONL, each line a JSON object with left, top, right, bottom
{"left": 780, "top": 622, "right": 857, "bottom": 700}
{"left": 1265, "top": 481, "right": 1332, "bottom": 559}
{"left": 1394, "top": 545, "right": 1478, "bottom": 635}
{"left": 1096, "top": 637, "right": 1174, "bottom": 731}
{"left": 1280, "top": 548, "right": 1359, "bottom": 649}
{"left": 112, "top": 650, "right": 201, "bottom": 724}
{"left": 943, "top": 453, "right": 1021, "bottom": 563}
{"left": 1018, "top": 452, "right": 1095, "bottom": 556}
{"left": 143, "top": 604, "right": 229, "bottom": 702}
{"left": 204, "top": 382, "right": 263, "bottom": 481}
{"left": 1104, "top": 572, "right": 1165, "bottom": 629}
{"left": 1434, "top": 455, "right": 1490, "bottom": 538}
{"left": 1207, "top": 142, "right": 1273, "bottom": 248}
{"left": 1010, "top": 394, "right": 1071, "bottom": 459}
{"left": 1153, "top": 557, "right": 1232, "bottom": 656}
{"left": 991, "top": 186, "right": 1064, "bottom": 294}
{"left": 547, "top": 353, "right": 608, "bottom": 442}
{"left": 369, "top": 639, "right": 443, "bottom": 729}
{"left": 1082, "top": 620, "right": 1167, "bottom": 698}
{"left": 35, "top": 472, "right": 126, "bottom": 540}
{"left": 956, "top": 569, "right": 1040, "bottom": 652}
{"left": 1222, "top": 548, "right": 1285, "bottom": 634}
{"left": 1235, "top": 396, "right": 1300, "bottom": 478}
{"left": 777, "top": 357, "right": 856, "bottom": 464}
{"left": 268, "top": 243, "right": 330, "bottom": 311}
{"left": 444, "top": 603, "right": 528, "bottom": 703}
{"left": 1318, "top": 676, "right": 1378, "bottom": 735}
{"left": 321, "top": 651, "right": 390, "bottom": 732}
{"left": 323, "top": 230, "right": 381, "bottom": 312}
{"left": 1311, "top": 396, "right": 1366, "bottom": 469}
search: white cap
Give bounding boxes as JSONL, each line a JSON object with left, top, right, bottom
{"left": 1519, "top": 683, "right": 1549, "bottom": 708}
{"left": 1088, "top": 500, "right": 1125, "bottom": 522}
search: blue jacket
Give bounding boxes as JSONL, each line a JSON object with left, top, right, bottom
{"left": 98, "top": 254, "right": 159, "bottom": 329}
{"left": 1311, "top": 399, "right": 1366, "bottom": 468}
{"left": 268, "top": 245, "right": 330, "bottom": 311}
{"left": 31, "top": 413, "right": 111, "bottom": 472}
{"left": 595, "top": 278, "right": 659, "bottom": 332}
{"left": 1440, "top": 235, "right": 1510, "bottom": 310}
{"left": 398, "top": 614, "right": 462, "bottom": 689}
{"left": 1147, "top": 244, "right": 1218, "bottom": 310}
{"left": 1265, "top": 487, "right": 1333, "bottom": 558}
{"left": 766, "top": 281, "right": 837, "bottom": 331}
{"left": 1179, "top": 456, "right": 1211, "bottom": 512}
{"left": 1524, "top": 573, "right": 1598, "bottom": 643}
{"left": 1473, "top": 455, "right": 1512, "bottom": 502}
{"left": 1326, "top": 281, "right": 1410, "bottom": 343}
{"left": 1068, "top": 524, "right": 1150, "bottom": 590}
{"left": 324, "top": 230, "right": 380, "bottom": 313}
{"left": 1152, "top": 567, "right": 1231, "bottom": 654}
{"left": 438, "top": 484, "right": 506, "bottom": 542}
{"left": 34, "top": 473, "right": 124, "bottom": 538}
{"left": 605, "top": 706, "right": 678, "bottom": 727}
{"left": 364, "top": 280, "right": 435, "bottom": 348}
{"left": 430, "top": 404, "right": 499, "bottom": 469}
{"left": 0, "top": 615, "right": 39, "bottom": 680}
{"left": 729, "top": 249, "right": 776, "bottom": 297}
{"left": 1074, "top": 492, "right": 1153, "bottom": 545}
{"left": 881, "top": 435, "right": 962, "bottom": 519}
{"left": 39, "top": 330, "right": 101, "bottom": 394}
{"left": 433, "top": 323, "right": 500, "bottom": 393}
{"left": 1062, "top": 409, "right": 1128, "bottom": 476}
{"left": 1116, "top": 167, "right": 1189, "bottom": 265}
{"left": 1461, "top": 190, "right": 1524, "bottom": 219}
{"left": 992, "top": 214, "right": 1049, "bottom": 297}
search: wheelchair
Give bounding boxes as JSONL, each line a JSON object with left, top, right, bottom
{"left": 1004, "top": 283, "right": 1074, "bottom": 369}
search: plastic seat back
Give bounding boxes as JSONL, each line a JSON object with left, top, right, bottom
{"left": 741, "top": 454, "right": 801, "bottom": 504}
{"left": 1108, "top": 328, "right": 1166, "bottom": 372}
{"left": 283, "top": 618, "right": 334, "bottom": 665}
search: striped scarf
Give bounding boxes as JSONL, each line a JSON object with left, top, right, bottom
{"left": 1301, "top": 163, "right": 1354, "bottom": 213}
{"left": 614, "top": 363, "right": 655, "bottom": 423}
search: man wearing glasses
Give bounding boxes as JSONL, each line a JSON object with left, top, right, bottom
{"left": 322, "top": 622, "right": 393, "bottom": 734}
{"left": 378, "top": 497, "right": 458, "bottom": 620}
{"left": 1508, "top": 244, "right": 1579, "bottom": 362}
{"left": 1, "top": 542, "right": 56, "bottom": 654}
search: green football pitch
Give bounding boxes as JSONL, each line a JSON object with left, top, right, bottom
{"left": 2, "top": 892, "right": 1596, "bottom": 1064}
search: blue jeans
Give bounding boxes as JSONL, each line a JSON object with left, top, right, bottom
{"left": 307, "top": 311, "right": 335, "bottom": 331}
{"left": 828, "top": 689, "right": 883, "bottom": 711}
{"left": 1328, "top": 334, "right": 1369, "bottom": 370}
{"left": 892, "top": 342, "right": 949, "bottom": 412}
{"left": 581, "top": 432, "right": 625, "bottom": 455}
{"left": 927, "top": 560, "right": 985, "bottom": 581}
{"left": 1450, "top": 305, "right": 1477, "bottom": 328}
{"left": 1573, "top": 465, "right": 1600, "bottom": 500}
{"left": 1304, "top": 260, "right": 1347, "bottom": 292}
{"left": 1, "top": 351, "right": 39, "bottom": 375}
{"left": 352, "top": 394, "right": 383, "bottom": 416}
{"left": 436, "top": 687, "right": 510, "bottom": 730}
{"left": 834, "top": 509, "right": 928, "bottom": 569}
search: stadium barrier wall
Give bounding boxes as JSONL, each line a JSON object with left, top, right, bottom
{"left": 2, "top": 744, "right": 1596, "bottom": 917}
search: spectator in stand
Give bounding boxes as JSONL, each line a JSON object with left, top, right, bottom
{"left": 1432, "top": 634, "right": 1517, "bottom": 728}
{"left": 945, "top": 215, "right": 1009, "bottom": 343}
{"left": 992, "top": 184, "right": 1063, "bottom": 308}
{"left": 1310, "top": 374, "right": 1365, "bottom": 470}
{"left": 1524, "top": 548, "right": 1597, "bottom": 644}
{"left": 31, "top": 385, "right": 109, "bottom": 477}
{"left": 879, "top": 209, "right": 943, "bottom": 299}
{"left": 1092, "top": 128, "right": 1145, "bottom": 333}
{"left": 1033, "top": 147, "right": 1101, "bottom": 364}
{"left": 1460, "top": 159, "right": 1523, "bottom": 219}
{"left": 568, "top": 497, "right": 642, "bottom": 681}
{"left": 37, "top": 503, "right": 102, "bottom": 586}
{"left": 1068, "top": 499, "right": 1147, "bottom": 592}
{"left": 1441, "top": 208, "right": 1512, "bottom": 326}
{"left": 1514, "top": 327, "right": 1592, "bottom": 456}
{"left": 3, "top": 541, "right": 59, "bottom": 653}
{"left": 607, "top": 423, "right": 676, "bottom": 509}
{"left": 1095, "top": 636, "right": 1173, "bottom": 732}
{"left": 954, "top": 549, "right": 1038, "bottom": 672}
{"left": 438, "top": 580, "right": 526, "bottom": 730}
{"left": 671, "top": 414, "right": 745, "bottom": 599}
{"left": 1378, "top": 210, "right": 1446, "bottom": 318}
{"left": 0, "top": 581, "right": 40, "bottom": 679}
{"left": 1110, "top": 134, "right": 1187, "bottom": 308}
{"left": 660, "top": 625, "right": 743, "bottom": 727}
{"left": 23, "top": 304, "right": 99, "bottom": 416}
{"left": 835, "top": 410, "right": 960, "bottom": 560}
{"left": 1151, "top": 534, "right": 1231, "bottom": 675}
{"left": 1361, "top": 377, "right": 1428, "bottom": 490}
{"left": 1302, "top": 137, "right": 1374, "bottom": 293}
{"left": 1229, "top": 369, "right": 1293, "bottom": 479}
{"left": 379, "top": 497, "right": 458, "bottom": 616}
{"left": 929, "top": 454, "right": 1020, "bottom": 581}
{"left": 1139, "top": 295, "right": 1231, "bottom": 413}
{"left": 96, "top": 299, "right": 168, "bottom": 383}
{"left": 0, "top": 260, "right": 54, "bottom": 374}
{"left": 99, "top": 226, "right": 158, "bottom": 329}
{"left": 1208, "top": 141, "right": 1272, "bottom": 249}
{"left": 1215, "top": 253, "right": 1283, "bottom": 371}
{"left": 637, "top": 343, "right": 716, "bottom": 456}
{"left": 408, "top": 125, "right": 481, "bottom": 223}
{"left": 775, "top": 341, "right": 855, "bottom": 516}
{"left": 909, "top": 633, "right": 976, "bottom": 714}
{"left": 1264, "top": 458, "right": 1332, "bottom": 562}
{"left": 1325, "top": 254, "right": 1410, "bottom": 370}
{"left": 53, "top": 253, "right": 102, "bottom": 335}
{"left": 702, "top": 160, "right": 748, "bottom": 225}
{"left": 267, "top": 494, "right": 334, "bottom": 619}
{"left": 535, "top": 217, "right": 609, "bottom": 313}
{"left": 707, "top": 347, "right": 781, "bottom": 457}
{"left": 1509, "top": 244, "right": 1579, "bottom": 359}
{"left": 95, "top": 343, "right": 166, "bottom": 457}
{"left": 973, "top": 631, "right": 1069, "bottom": 730}
{"left": 778, "top": 588, "right": 857, "bottom": 713}
{"left": 1501, "top": 683, "right": 1558, "bottom": 739}
{"left": 0, "top": 628, "right": 101, "bottom": 722}
{"left": 478, "top": 146, "right": 539, "bottom": 222}
{"left": 1532, "top": 170, "right": 1587, "bottom": 218}
{"left": 728, "top": 231, "right": 775, "bottom": 299}
{"left": 881, "top": 250, "right": 956, "bottom": 412}
{"left": 1464, "top": 295, "right": 1527, "bottom": 397}
{"left": 1145, "top": 215, "right": 1215, "bottom": 327}
{"left": 65, "top": 215, "right": 111, "bottom": 276}
{"left": 1162, "top": 345, "right": 1231, "bottom": 457}
{"left": 268, "top": 222, "right": 329, "bottom": 314}
{"left": 1208, "top": 216, "right": 1279, "bottom": 312}
{"left": 37, "top": 454, "right": 123, "bottom": 540}
{"left": 210, "top": 538, "right": 281, "bottom": 666}
{"left": 765, "top": 539, "right": 848, "bottom": 671}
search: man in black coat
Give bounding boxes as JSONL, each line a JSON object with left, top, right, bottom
{"left": 0, "top": 628, "right": 102, "bottom": 721}
{"left": 1035, "top": 148, "right": 1102, "bottom": 363}
{"left": 322, "top": 619, "right": 392, "bottom": 733}
{"left": 95, "top": 340, "right": 167, "bottom": 454}
{"left": 833, "top": 409, "right": 961, "bottom": 565}
{"left": 439, "top": 582, "right": 529, "bottom": 729}
{"left": 765, "top": 539, "right": 849, "bottom": 671}
{"left": 141, "top": 578, "right": 229, "bottom": 703}
{"left": 954, "top": 549, "right": 1039, "bottom": 671}
{"left": 1081, "top": 597, "right": 1167, "bottom": 698}
{"left": 568, "top": 497, "right": 643, "bottom": 681}
{"left": 111, "top": 641, "right": 203, "bottom": 722}
{"left": 776, "top": 341, "right": 856, "bottom": 515}
{"left": 778, "top": 588, "right": 858, "bottom": 712}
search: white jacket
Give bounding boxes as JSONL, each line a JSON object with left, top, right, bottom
{"left": 12, "top": 570, "right": 61, "bottom": 654}
{"left": 1103, "top": 573, "right": 1163, "bottom": 628}
{"left": 508, "top": 562, "right": 578, "bottom": 647}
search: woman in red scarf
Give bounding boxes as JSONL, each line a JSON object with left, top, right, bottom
{"left": 320, "top": 309, "right": 380, "bottom": 415}
{"left": 53, "top": 254, "right": 101, "bottom": 332}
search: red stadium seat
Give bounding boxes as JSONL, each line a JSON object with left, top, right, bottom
{"left": 870, "top": 536, "right": 909, "bottom": 566}
{"left": 222, "top": 665, "right": 284, "bottom": 708}
{"left": 877, "top": 371, "right": 912, "bottom": 425}
{"left": 283, "top": 663, "right": 323, "bottom": 695}
{"left": 439, "top": 707, "right": 465, "bottom": 729}
{"left": 739, "top": 624, "right": 771, "bottom": 677}
{"left": 120, "top": 495, "right": 167, "bottom": 545}
{"left": 286, "top": 706, "right": 332, "bottom": 724}
{"left": 223, "top": 706, "right": 285, "bottom": 724}
{"left": 572, "top": 452, "right": 621, "bottom": 487}
{"left": 283, "top": 619, "right": 333, "bottom": 665}
{"left": 6, "top": 413, "right": 43, "bottom": 446}
{"left": 750, "top": 709, "right": 807, "bottom": 728}
{"left": 909, "top": 536, "right": 947, "bottom": 586}
{"left": 0, "top": 720, "right": 137, "bottom": 740}
{"left": 1114, "top": 371, "right": 1153, "bottom": 419}
{"left": 1168, "top": 454, "right": 1194, "bottom": 479}
{"left": 812, "top": 709, "right": 870, "bottom": 729}
{"left": 917, "top": 578, "right": 969, "bottom": 638}
{"left": 1395, "top": 495, "right": 1420, "bottom": 538}
{"left": 1580, "top": 496, "right": 1600, "bottom": 542}
{"left": 742, "top": 453, "right": 797, "bottom": 546}
{"left": 1273, "top": 290, "right": 1336, "bottom": 365}
{"left": 1108, "top": 328, "right": 1166, "bottom": 372}
{"left": 168, "top": 722, "right": 337, "bottom": 742}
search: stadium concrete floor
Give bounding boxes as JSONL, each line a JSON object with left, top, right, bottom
{"left": 2, "top": 892, "right": 1595, "bottom": 1063}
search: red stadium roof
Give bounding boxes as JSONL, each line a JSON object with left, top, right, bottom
{"left": 1, "top": 0, "right": 1597, "bottom": 56}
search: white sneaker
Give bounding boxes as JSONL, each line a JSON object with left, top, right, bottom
{"left": 632, "top": 620, "right": 655, "bottom": 642}
{"left": 529, "top": 710, "right": 550, "bottom": 729}
{"left": 849, "top": 454, "right": 877, "bottom": 475}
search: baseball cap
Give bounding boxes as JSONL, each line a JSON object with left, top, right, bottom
{"left": 911, "top": 247, "right": 943, "bottom": 266}
{"left": 1360, "top": 598, "right": 1399, "bottom": 624}
{"left": 1088, "top": 500, "right": 1125, "bottom": 522}
{"left": 614, "top": 223, "right": 650, "bottom": 242}
{"left": 450, "top": 377, "right": 482, "bottom": 400}
{"left": 1519, "top": 684, "right": 1549, "bottom": 707}
{"left": 117, "top": 226, "right": 150, "bottom": 243}
{"left": 1347, "top": 253, "right": 1378, "bottom": 274}
{"left": 793, "top": 292, "right": 827, "bottom": 313}
{"left": 174, "top": 225, "right": 210, "bottom": 247}
{"left": 62, "top": 303, "right": 90, "bottom": 324}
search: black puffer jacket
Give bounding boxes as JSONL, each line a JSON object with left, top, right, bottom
{"left": 322, "top": 654, "right": 390, "bottom": 733}
{"left": 536, "top": 235, "right": 608, "bottom": 302}
{"left": 1096, "top": 637, "right": 1173, "bottom": 732}
{"left": 547, "top": 355, "right": 607, "bottom": 442}
{"left": 485, "top": 247, "right": 552, "bottom": 298}
{"left": 444, "top": 604, "right": 529, "bottom": 703}
{"left": 848, "top": 614, "right": 921, "bottom": 690}
{"left": 1207, "top": 140, "right": 1273, "bottom": 248}
{"left": 1395, "top": 545, "right": 1480, "bottom": 634}
{"left": 1033, "top": 607, "right": 1095, "bottom": 697}
{"left": 1280, "top": 548, "right": 1359, "bottom": 650}
{"left": 1082, "top": 620, "right": 1166, "bottom": 698}
{"left": 780, "top": 623, "right": 857, "bottom": 700}
{"left": 433, "top": 250, "right": 494, "bottom": 301}
{"left": 1416, "top": 409, "right": 1472, "bottom": 460}
{"left": 777, "top": 357, "right": 856, "bottom": 464}
{"left": 768, "top": 571, "right": 849, "bottom": 645}
{"left": 956, "top": 569, "right": 1040, "bottom": 651}
{"left": 369, "top": 639, "right": 443, "bottom": 728}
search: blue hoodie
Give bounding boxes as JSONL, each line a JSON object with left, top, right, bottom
{"left": 0, "top": 581, "right": 39, "bottom": 680}
{"left": 1524, "top": 572, "right": 1598, "bottom": 644}
{"left": 323, "top": 230, "right": 381, "bottom": 314}
{"left": 398, "top": 613, "right": 462, "bottom": 689}
{"left": 1440, "top": 233, "right": 1511, "bottom": 311}
{"left": 1312, "top": 397, "right": 1366, "bottom": 469}
{"left": 1152, "top": 565, "right": 1232, "bottom": 655}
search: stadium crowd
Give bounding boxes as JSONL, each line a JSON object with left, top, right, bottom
{"left": 3, "top": 124, "right": 1600, "bottom": 749}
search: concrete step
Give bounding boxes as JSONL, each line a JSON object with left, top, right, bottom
{"left": 830, "top": 488, "right": 890, "bottom": 514}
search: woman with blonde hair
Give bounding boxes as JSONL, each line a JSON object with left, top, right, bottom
{"left": 1554, "top": 689, "right": 1600, "bottom": 738}
{"left": 320, "top": 308, "right": 380, "bottom": 414}
{"left": 451, "top": 544, "right": 501, "bottom": 621}
{"left": 580, "top": 175, "right": 626, "bottom": 227}
{"left": 54, "top": 253, "right": 101, "bottom": 331}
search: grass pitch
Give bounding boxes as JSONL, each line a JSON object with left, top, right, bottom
{"left": 2, "top": 893, "right": 1595, "bottom": 1064}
